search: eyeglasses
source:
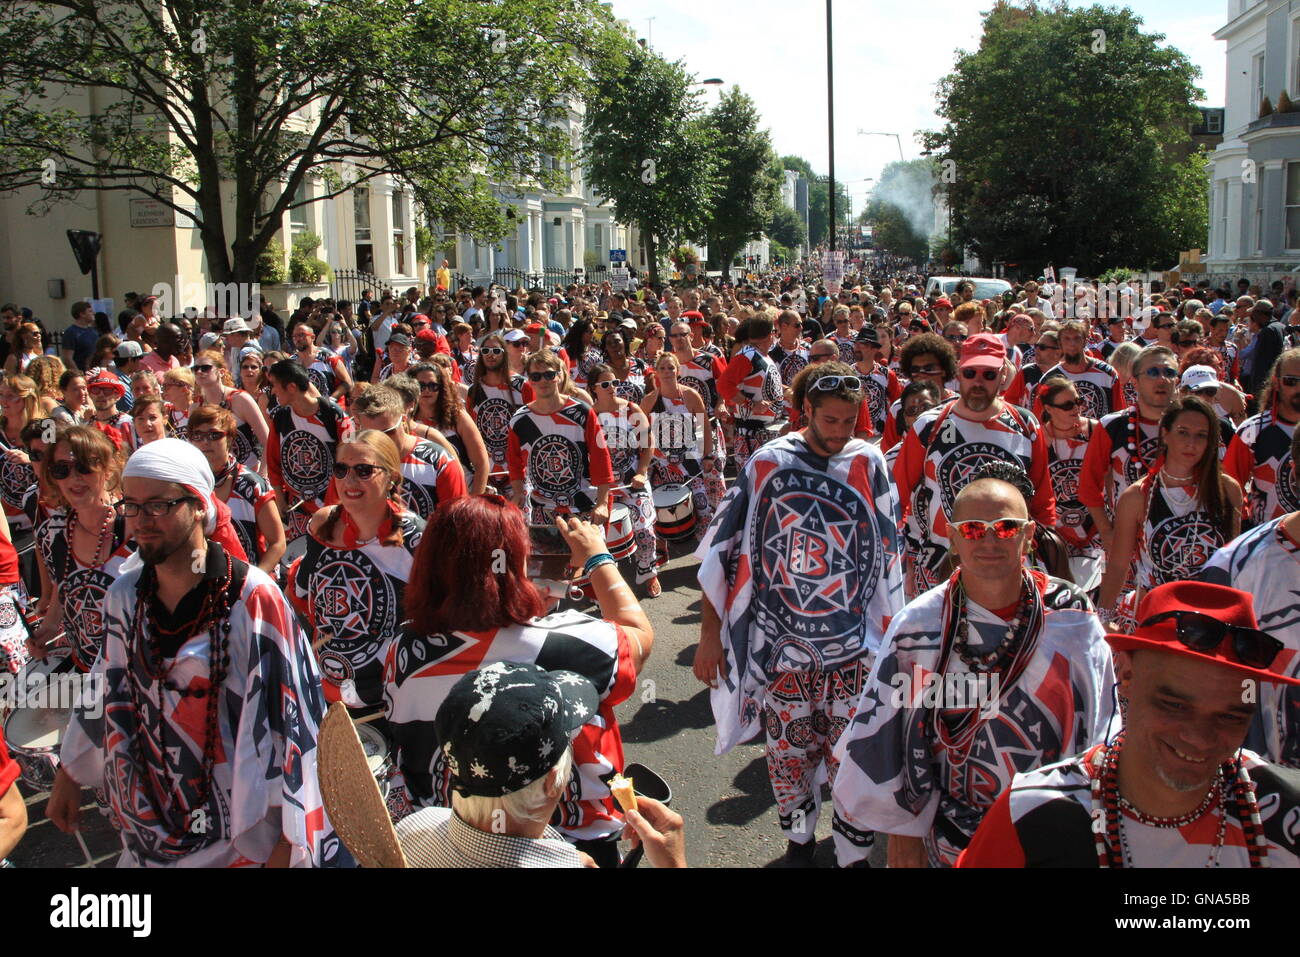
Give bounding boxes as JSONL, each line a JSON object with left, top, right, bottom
{"left": 909, "top": 363, "right": 944, "bottom": 376}
{"left": 669, "top": 332, "right": 689, "bottom": 339}
{"left": 1035, "top": 342, "right": 1060, "bottom": 350}
{"left": 193, "top": 364, "right": 215, "bottom": 374}
{"left": 809, "top": 375, "right": 864, "bottom": 393}
{"left": 189, "top": 430, "right": 229, "bottom": 443}
{"left": 903, "top": 403, "right": 933, "bottom": 418}
{"left": 508, "top": 341, "right": 527, "bottom": 348}
{"left": 332, "top": 463, "right": 384, "bottom": 481}
{"left": 1140, "top": 366, "right": 1180, "bottom": 381}
{"left": 952, "top": 517, "right": 1031, "bottom": 541}
{"left": 960, "top": 368, "right": 1000, "bottom": 381}
{"left": 528, "top": 370, "right": 560, "bottom": 382}
{"left": 594, "top": 380, "right": 622, "bottom": 391}
{"left": 481, "top": 347, "right": 505, "bottom": 356}
{"left": 49, "top": 460, "right": 98, "bottom": 480}
{"left": 1139, "top": 610, "right": 1283, "bottom": 669}
{"left": 418, "top": 380, "right": 441, "bottom": 393}
{"left": 1047, "top": 398, "right": 1081, "bottom": 412}
{"left": 1176, "top": 339, "right": 1200, "bottom": 348}
{"left": 116, "top": 497, "right": 196, "bottom": 518}
{"left": 1278, "top": 375, "right": 1300, "bottom": 388}
{"left": 945, "top": 334, "right": 968, "bottom": 344}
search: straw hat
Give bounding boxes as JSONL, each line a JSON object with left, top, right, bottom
{"left": 317, "top": 702, "right": 407, "bottom": 868}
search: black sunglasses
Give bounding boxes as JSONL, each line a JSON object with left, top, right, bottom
{"left": 193, "top": 364, "right": 215, "bottom": 374}
{"left": 332, "top": 463, "right": 384, "bottom": 480}
{"left": 49, "top": 461, "right": 97, "bottom": 480}
{"left": 1140, "top": 610, "right": 1283, "bottom": 669}
{"left": 1279, "top": 375, "right": 1300, "bottom": 388}
{"left": 960, "top": 368, "right": 999, "bottom": 381}
{"left": 528, "top": 370, "right": 560, "bottom": 382}
{"left": 418, "top": 381, "right": 441, "bottom": 393}
{"left": 1047, "top": 398, "right": 1081, "bottom": 412}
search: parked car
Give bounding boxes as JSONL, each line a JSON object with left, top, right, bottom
{"left": 925, "top": 276, "right": 1012, "bottom": 302}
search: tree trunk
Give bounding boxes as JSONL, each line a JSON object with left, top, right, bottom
{"left": 645, "top": 230, "right": 659, "bottom": 287}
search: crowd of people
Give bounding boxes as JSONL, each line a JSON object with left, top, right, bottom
{"left": 0, "top": 266, "right": 1298, "bottom": 870}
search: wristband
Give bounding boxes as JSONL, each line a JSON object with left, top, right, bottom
{"left": 583, "top": 553, "right": 617, "bottom": 575}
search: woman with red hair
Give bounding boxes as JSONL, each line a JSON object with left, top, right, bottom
{"left": 384, "top": 497, "right": 654, "bottom": 867}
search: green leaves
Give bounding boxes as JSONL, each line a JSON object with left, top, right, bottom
{"left": 701, "top": 88, "right": 780, "bottom": 278}
{"left": 924, "top": 1, "right": 1206, "bottom": 274}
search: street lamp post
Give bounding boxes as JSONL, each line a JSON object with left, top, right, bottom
{"left": 826, "top": 0, "right": 836, "bottom": 252}
{"left": 858, "top": 130, "right": 905, "bottom": 162}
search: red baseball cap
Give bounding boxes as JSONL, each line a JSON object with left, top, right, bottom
{"left": 1106, "top": 581, "right": 1300, "bottom": 686}
{"left": 933, "top": 297, "right": 954, "bottom": 309}
{"left": 958, "top": 333, "right": 1006, "bottom": 371}
{"left": 86, "top": 368, "right": 127, "bottom": 398}
{"left": 525, "top": 322, "right": 543, "bottom": 333}
{"left": 415, "top": 329, "right": 439, "bottom": 343}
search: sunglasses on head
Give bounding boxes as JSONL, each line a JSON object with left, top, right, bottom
{"left": 960, "top": 368, "right": 999, "bottom": 381}
{"left": 49, "top": 460, "right": 97, "bottom": 480}
{"left": 528, "top": 370, "right": 560, "bottom": 382}
{"left": 1140, "top": 610, "right": 1283, "bottom": 669}
{"left": 952, "top": 517, "right": 1031, "bottom": 541}
{"left": 332, "top": 462, "right": 383, "bottom": 481}
{"left": 1141, "top": 365, "right": 1180, "bottom": 381}
{"left": 810, "top": 375, "right": 864, "bottom": 393}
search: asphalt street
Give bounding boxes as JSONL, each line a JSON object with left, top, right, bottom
{"left": 9, "top": 541, "right": 887, "bottom": 869}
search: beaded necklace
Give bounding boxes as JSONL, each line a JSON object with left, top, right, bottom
{"left": 61, "top": 502, "right": 116, "bottom": 584}
{"left": 1124, "top": 407, "right": 1154, "bottom": 474}
{"left": 1089, "top": 734, "right": 1269, "bottom": 868}
{"left": 125, "top": 550, "right": 238, "bottom": 841}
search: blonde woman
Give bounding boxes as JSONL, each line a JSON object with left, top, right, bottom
{"left": 26, "top": 355, "right": 65, "bottom": 415}
{"left": 288, "top": 430, "right": 424, "bottom": 710}
{"left": 161, "top": 367, "right": 195, "bottom": 441}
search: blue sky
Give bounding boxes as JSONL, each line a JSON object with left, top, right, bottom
{"left": 606, "top": 0, "right": 1226, "bottom": 214}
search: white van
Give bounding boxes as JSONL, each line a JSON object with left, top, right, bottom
{"left": 924, "top": 276, "right": 1012, "bottom": 302}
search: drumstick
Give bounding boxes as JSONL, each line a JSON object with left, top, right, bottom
{"left": 353, "top": 711, "right": 385, "bottom": 725}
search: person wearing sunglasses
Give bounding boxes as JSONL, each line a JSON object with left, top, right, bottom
{"left": 696, "top": 361, "right": 905, "bottom": 868}
{"left": 668, "top": 321, "right": 728, "bottom": 499}
{"left": 599, "top": 326, "right": 648, "bottom": 405}
{"left": 82, "top": 367, "right": 133, "bottom": 450}
{"left": 851, "top": 326, "right": 900, "bottom": 438}
{"left": 895, "top": 333, "right": 1057, "bottom": 597}
{"left": 1224, "top": 349, "right": 1300, "bottom": 528}
{"left": 960, "top": 580, "right": 1300, "bottom": 869}
{"left": 465, "top": 333, "right": 528, "bottom": 493}
{"left": 1079, "top": 345, "right": 1180, "bottom": 554}
{"left": 717, "top": 317, "right": 786, "bottom": 472}
{"left": 32, "top": 425, "right": 131, "bottom": 672}
{"left": 187, "top": 404, "right": 285, "bottom": 575}
{"left": 290, "top": 320, "right": 354, "bottom": 404}
{"left": 1098, "top": 395, "right": 1242, "bottom": 630}
{"left": 289, "top": 429, "right": 423, "bottom": 711}
{"left": 356, "top": 377, "right": 472, "bottom": 511}
{"left": 189, "top": 348, "right": 269, "bottom": 472}
{"left": 837, "top": 471, "right": 1111, "bottom": 869}
{"left": 1037, "top": 319, "right": 1123, "bottom": 421}
{"left": 264, "top": 358, "right": 353, "bottom": 548}
{"left": 507, "top": 350, "right": 613, "bottom": 529}
{"left": 589, "top": 363, "right": 659, "bottom": 598}
{"left": 1037, "top": 375, "right": 1103, "bottom": 589}
{"left": 640, "top": 351, "right": 718, "bottom": 547}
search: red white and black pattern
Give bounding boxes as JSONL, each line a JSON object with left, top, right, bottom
{"left": 1133, "top": 479, "right": 1225, "bottom": 591}
{"left": 266, "top": 398, "right": 352, "bottom": 513}
{"left": 831, "top": 573, "right": 1114, "bottom": 867}
{"left": 467, "top": 376, "right": 527, "bottom": 474}
{"left": 506, "top": 399, "right": 614, "bottom": 513}
{"left": 59, "top": 552, "right": 340, "bottom": 867}
{"left": 862, "top": 363, "right": 903, "bottom": 436}
{"left": 398, "top": 439, "right": 467, "bottom": 521}
{"left": 224, "top": 464, "right": 275, "bottom": 566}
{"left": 295, "top": 348, "right": 346, "bottom": 396}
{"left": 894, "top": 402, "right": 1057, "bottom": 590}
{"left": 1046, "top": 426, "right": 1101, "bottom": 555}
{"left": 1224, "top": 410, "right": 1299, "bottom": 527}
{"left": 290, "top": 509, "right": 424, "bottom": 708}
{"left": 383, "top": 607, "right": 637, "bottom": 842}
{"left": 696, "top": 432, "right": 905, "bottom": 754}
{"left": 1200, "top": 519, "right": 1300, "bottom": 768}
{"left": 612, "top": 357, "right": 649, "bottom": 404}
{"left": 1040, "top": 358, "right": 1123, "bottom": 420}
{"left": 676, "top": 353, "right": 726, "bottom": 413}
{"left": 0, "top": 431, "right": 35, "bottom": 533}
{"left": 220, "top": 390, "right": 263, "bottom": 471}
{"left": 958, "top": 747, "right": 1300, "bottom": 868}
{"left": 1079, "top": 408, "right": 1162, "bottom": 516}
{"left": 36, "top": 509, "right": 133, "bottom": 672}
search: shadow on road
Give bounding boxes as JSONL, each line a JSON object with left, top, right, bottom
{"left": 619, "top": 687, "right": 716, "bottom": 743}
{"left": 705, "top": 755, "right": 774, "bottom": 827}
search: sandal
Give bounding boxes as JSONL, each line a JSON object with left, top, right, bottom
{"left": 646, "top": 576, "right": 662, "bottom": 598}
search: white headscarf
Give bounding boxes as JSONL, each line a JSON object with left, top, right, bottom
{"left": 122, "top": 438, "right": 218, "bottom": 534}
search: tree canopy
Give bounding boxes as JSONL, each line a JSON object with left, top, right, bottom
{"left": 0, "top": 0, "right": 620, "bottom": 281}
{"left": 922, "top": 1, "right": 1207, "bottom": 275}
{"left": 702, "top": 88, "right": 781, "bottom": 280}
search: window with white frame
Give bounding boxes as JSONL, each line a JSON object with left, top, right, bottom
{"left": 1255, "top": 180, "right": 1265, "bottom": 252}
{"left": 392, "top": 189, "right": 406, "bottom": 275}
{"left": 1286, "top": 162, "right": 1300, "bottom": 250}
{"left": 1293, "top": 18, "right": 1300, "bottom": 97}
{"left": 1219, "top": 181, "right": 1229, "bottom": 256}
{"left": 290, "top": 180, "right": 309, "bottom": 236}
{"left": 354, "top": 186, "right": 374, "bottom": 275}
{"left": 1254, "top": 52, "right": 1266, "bottom": 115}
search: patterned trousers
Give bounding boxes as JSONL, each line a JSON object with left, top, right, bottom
{"left": 732, "top": 428, "right": 783, "bottom": 473}
{"left": 763, "top": 658, "right": 874, "bottom": 864}
{"left": 620, "top": 488, "right": 658, "bottom": 584}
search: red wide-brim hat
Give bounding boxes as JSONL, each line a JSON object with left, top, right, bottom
{"left": 1105, "top": 581, "right": 1300, "bottom": 686}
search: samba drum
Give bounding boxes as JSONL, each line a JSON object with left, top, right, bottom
{"left": 653, "top": 487, "right": 696, "bottom": 542}
{"left": 605, "top": 504, "right": 635, "bottom": 560}
{"left": 4, "top": 696, "right": 72, "bottom": 792}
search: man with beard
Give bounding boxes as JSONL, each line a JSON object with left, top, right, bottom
{"left": 1224, "top": 349, "right": 1300, "bottom": 528}
{"left": 84, "top": 369, "right": 133, "bottom": 446}
{"left": 695, "top": 362, "right": 905, "bottom": 866}
{"left": 1079, "top": 345, "right": 1178, "bottom": 551}
{"left": 834, "top": 472, "right": 1112, "bottom": 867}
{"left": 291, "top": 321, "right": 353, "bottom": 403}
{"left": 47, "top": 439, "right": 336, "bottom": 867}
{"left": 1039, "top": 320, "right": 1123, "bottom": 420}
{"left": 894, "top": 334, "right": 1057, "bottom": 595}
{"left": 959, "top": 580, "right": 1300, "bottom": 868}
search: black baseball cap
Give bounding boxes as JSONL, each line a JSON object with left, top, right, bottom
{"left": 435, "top": 661, "right": 598, "bottom": 798}
{"left": 854, "top": 327, "right": 880, "bottom": 346}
